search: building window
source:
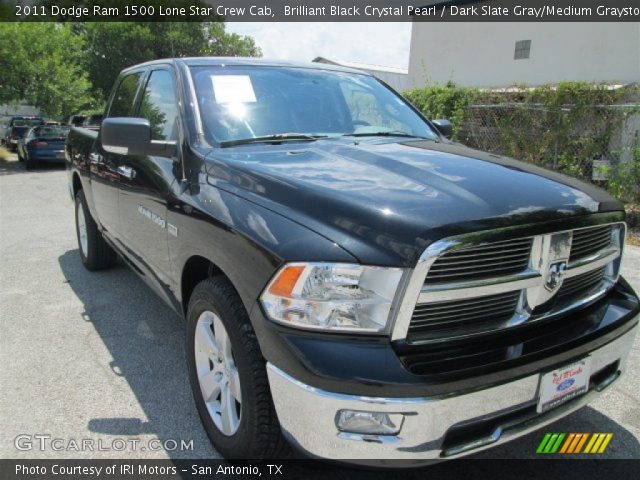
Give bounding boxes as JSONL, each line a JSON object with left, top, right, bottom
{"left": 514, "top": 40, "right": 531, "bottom": 60}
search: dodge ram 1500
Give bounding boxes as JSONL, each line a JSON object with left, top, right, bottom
{"left": 66, "top": 58, "right": 639, "bottom": 463}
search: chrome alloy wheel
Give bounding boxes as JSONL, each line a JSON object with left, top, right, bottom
{"left": 76, "top": 202, "right": 88, "bottom": 257}
{"left": 194, "top": 311, "right": 242, "bottom": 436}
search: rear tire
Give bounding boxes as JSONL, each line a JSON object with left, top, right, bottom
{"left": 74, "top": 189, "right": 117, "bottom": 271}
{"left": 186, "top": 277, "right": 289, "bottom": 459}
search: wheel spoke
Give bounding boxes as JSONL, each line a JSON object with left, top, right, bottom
{"left": 228, "top": 368, "right": 242, "bottom": 403}
{"left": 219, "top": 381, "right": 239, "bottom": 435}
{"left": 199, "top": 369, "right": 221, "bottom": 403}
{"left": 195, "top": 318, "right": 218, "bottom": 357}
{"left": 213, "top": 316, "right": 232, "bottom": 365}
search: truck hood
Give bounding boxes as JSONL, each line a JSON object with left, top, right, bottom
{"left": 205, "top": 138, "right": 622, "bottom": 267}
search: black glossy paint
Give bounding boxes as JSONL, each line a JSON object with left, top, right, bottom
{"left": 250, "top": 278, "right": 639, "bottom": 397}
{"left": 204, "top": 137, "right": 623, "bottom": 267}
{"left": 66, "top": 58, "right": 637, "bottom": 398}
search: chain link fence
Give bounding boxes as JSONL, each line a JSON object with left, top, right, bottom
{"left": 458, "top": 103, "right": 640, "bottom": 186}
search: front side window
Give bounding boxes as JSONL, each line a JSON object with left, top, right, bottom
{"left": 139, "top": 69, "right": 180, "bottom": 141}
{"left": 190, "top": 65, "right": 438, "bottom": 145}
{"left": 109, "top": 72, "right": 143, "bottom": 117}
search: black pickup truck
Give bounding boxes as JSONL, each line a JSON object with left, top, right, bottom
{"left": 66, "top": 58, "right": 639, "bottom": 463}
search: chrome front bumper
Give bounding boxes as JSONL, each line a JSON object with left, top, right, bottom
{"left": 267, "top": 322, "right": 637, "bottom": 463}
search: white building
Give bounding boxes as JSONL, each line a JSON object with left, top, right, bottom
{"left": 408, "top": 20, "right": 640, "bottom": 88}
{"left": 313, "top": 57, "right": 409, "bottom": 92}
{"left": 0, "top": 102, "right": 40, "bottom": 116}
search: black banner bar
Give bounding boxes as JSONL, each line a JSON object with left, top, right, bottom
{"left": 2, "top": 0, "right": 640, "bottom": 22}
{"left": 2, "top": 459, "right": 640, "bottom": 480}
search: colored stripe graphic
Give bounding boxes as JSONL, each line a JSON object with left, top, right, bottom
{"left": 550, "top": 433, "right": 565, "bottom": 453}
{"left": 537, "top": 433, "right": 552, "bottom": 453}
{"left": 574, "top": 433, "right": 589, "bottom": 453}
{"left": 584, "top": 434, "right": 599, "bottom": 453}
{"left": 559, "top": 433, "right": 575, "bottom": 453}
{"left": 598, "top": 433, "right": 613, "bottom": 453}
{"left": 585, "top": 433, "right": 613, "bottom": 453}
{"left": 538, "top": 433, "right": 612, "bottom": 454}
{"left": 537, "top": 433, "right": 565, "bottom": 453}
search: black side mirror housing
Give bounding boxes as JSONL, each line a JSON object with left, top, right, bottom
{"left": 432, "top": 119, "right": 453, "bottom": 139}
{"left": 101, "top": 117, "right": 177, "bottom": 158}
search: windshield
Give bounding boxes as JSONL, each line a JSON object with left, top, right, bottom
{"left": 190, "top": 65, "right": 438, "bottom": 145}
{"left": 13, "top": 118, "right": 43, "bottom": 127}
{"left": 34, "top": 126, "right": 70, "bottom": 138}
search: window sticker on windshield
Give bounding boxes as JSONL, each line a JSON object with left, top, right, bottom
{"left": 211, "top": 75, "right": 257, "bottom": 104}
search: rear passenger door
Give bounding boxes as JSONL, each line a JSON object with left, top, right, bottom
{"left": 118, "top": 67, "right": 180, "bottom": 284}
{"left": 92, "top": 71, "right": 143, "bottom": 239}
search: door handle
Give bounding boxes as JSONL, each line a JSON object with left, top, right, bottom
{"left": 117, "top": 165, "right": 136, "bottom": 180}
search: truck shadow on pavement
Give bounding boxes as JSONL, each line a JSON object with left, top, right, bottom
{"left": 58, "top": 249, "right": 218, "bottom": 459}
{"left": 58, "top": 248, "right": 640, "bottom": 464}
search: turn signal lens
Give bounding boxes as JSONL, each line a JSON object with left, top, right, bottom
{"left": 260, "top": 263, "right": 403, "bottom": 333}
{"left": 268, "top": 265, "right": 305, "bottom": 297}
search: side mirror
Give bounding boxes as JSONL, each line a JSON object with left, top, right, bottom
{"left": 101, "top": 117, "right": 177, "bottom": 158}
{"left": 432, "top": 119, "right": 453, "bottom": 139}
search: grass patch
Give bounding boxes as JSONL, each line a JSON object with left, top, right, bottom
{"left": 0, "top": 146, "right": 11, "bottom": 161}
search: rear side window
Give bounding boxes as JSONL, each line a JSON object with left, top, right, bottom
{"left": 139, "top": 69, "right": 180, "bottom": 141}
{"left": 109, "top": 72, "right": 143, "bottom": 117}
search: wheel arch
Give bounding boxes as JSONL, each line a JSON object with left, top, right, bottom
{"left": 180, "top": 255, "right": 227, "bottom": 316}
{"left": 72, "top": 171, "right": 83, "bottom": 196}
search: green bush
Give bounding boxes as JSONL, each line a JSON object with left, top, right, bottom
{"left": 404, "top": 82, "right": 477, "bottom": 140}
{"left": 403, "top": 81, "right": 639, "bottom": 201}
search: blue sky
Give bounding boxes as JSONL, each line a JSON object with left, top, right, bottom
{"left": 226, "top": 23, "right": 412, "bottom": 69}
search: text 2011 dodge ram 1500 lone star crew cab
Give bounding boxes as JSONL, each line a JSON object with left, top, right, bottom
{"left": 66, "top": 58, "right": 639, "bottom": 463}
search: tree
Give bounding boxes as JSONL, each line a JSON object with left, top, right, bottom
{"left": 81, "top": 22, "right": 262, "bottom": 101}
{"left": 0, "top": 23, "right": 95, "bottom": 119}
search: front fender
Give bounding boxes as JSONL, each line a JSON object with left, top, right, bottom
{"left": 168, "top": 176, "right": 358, "bottom": 324}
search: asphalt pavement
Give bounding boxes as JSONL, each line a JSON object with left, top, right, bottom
{"left": 1, "top": 156, "right": 639, "bottom": 461}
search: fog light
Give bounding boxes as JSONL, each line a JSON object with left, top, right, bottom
{"left": 336, "top": 410, "right": 403, "bottom": 435}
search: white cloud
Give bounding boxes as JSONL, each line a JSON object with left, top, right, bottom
{"left": 226, "top": 22, "right": 412, "bottom": 69}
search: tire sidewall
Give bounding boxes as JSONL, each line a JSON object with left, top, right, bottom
{"left": 186, "top": 286, "right": 257, "bottom": 458}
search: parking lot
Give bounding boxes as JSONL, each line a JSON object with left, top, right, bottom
{"left": 1, "top": 155, "right": 639, "bottom": 461}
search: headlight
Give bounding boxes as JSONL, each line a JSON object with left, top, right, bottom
{"left": 260, "top": 263, "right": 404, "bottom": 333}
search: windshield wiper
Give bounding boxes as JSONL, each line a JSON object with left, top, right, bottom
{"left": 220, "top": 133, "right": 327, "bottom": 148}
{"left": 343, "top": 131, "right": 435, "bottom": 140}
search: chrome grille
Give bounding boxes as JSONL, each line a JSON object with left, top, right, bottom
{"left": 569, "top": 225, "right": 613, "bottom": 262}
{"left": 393, "top": 221, "right": 626, "bottom": 344}
{"left": 427, "top": 238, "right": 532, "bottom": 282}
{"left": 408, "top": 291, "right": 520, "bottom": 339}
{"left": 557, "top": 266, "right": 606, "bottom": 300}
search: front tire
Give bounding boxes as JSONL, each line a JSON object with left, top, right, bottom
{"left": 74, "top": 189, "right": 117, "bottom": 271}
{"left": 186, "top": 277, "right": 289, "bottom": 459}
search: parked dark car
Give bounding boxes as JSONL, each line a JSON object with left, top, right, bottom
{"left": 66, "top": 115, "right": 87, "bottom": 127}
{"left": 5, "top": 126, "right": 31, "bottom": 152}
{"left": 1, "top": 116, "right": 44, "bottom": 150}
{"left": 81, "top": 114, "right": 103, "bottom": 130}
{"left": 66, "top": 58, "right": 639, "bottom": 464}
{"left": 18, "top": 125, "right": 70, "bottom": 170}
